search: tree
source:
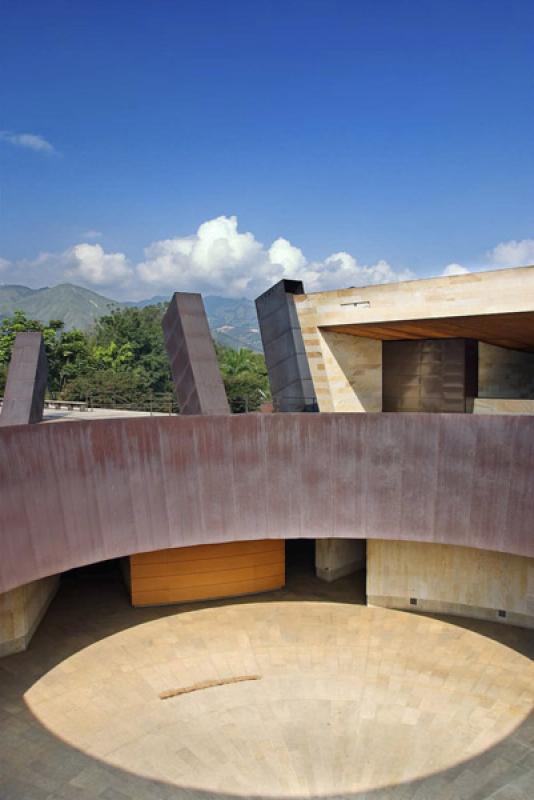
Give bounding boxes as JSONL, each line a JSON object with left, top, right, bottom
{"left": 61, "top": 369, "right": 151, "bottom": 407}
{"left": 92, "top": 305, "right": 173, "bottom": 393}
{"left": 0, "top": 306, "right": 271, "bottom": 413}
{"left": 217, "top": 345, "right": 270, "bottom": 412}
{"left": 0, "top": 311, "right": 65, "bottom": 393}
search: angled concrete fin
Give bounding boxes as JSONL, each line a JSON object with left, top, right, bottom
{"left": 162, "top": 292, "right": 230, "bottom": 415}
{"left": 255, "top": 279, "right": 317, "bottom": 412}
{"left": 0, "top": 332, "right": 48, "bottom": 427}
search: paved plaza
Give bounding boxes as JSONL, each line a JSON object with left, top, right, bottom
{"left": 0, "top": 565, "right": 533, "bottom": 800}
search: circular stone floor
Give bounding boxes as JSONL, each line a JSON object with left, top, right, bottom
{"left": 14, "top": 600, "right": 534, "bottom": 800}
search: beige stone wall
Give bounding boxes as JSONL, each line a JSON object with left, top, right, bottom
{"left": 367, "top": 540, "right": 534, "bottom": 629}
{"left": 294, "top": 266, "right": 534, "bottom": 410}
{"left": 474, "top": 398, "right": 534, "bottom": 414}
{"left": 317, "top": 332, "right": 382, "bottom": 412}
{"left": 478, "top": 342, "right": 534, "bottom": 399}
{"left": 296, "top": 265, "right": 534, "bottom": 330}
{"left": 0, "top": 575, "right": 59, "bottom": 657}
{"left": 315, "top": 539, "right": 365, "bottom": 582}
{"left": 292, "top": 322, "right": 382, "bottom": 413}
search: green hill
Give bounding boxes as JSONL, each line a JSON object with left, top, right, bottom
{"left": 0, "top": 283, "right": 263, "bottom": 350}
{"left": 0, "top": 283, "right": 122, "bottom": 330}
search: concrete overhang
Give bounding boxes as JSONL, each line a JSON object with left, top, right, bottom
{"left": 322, "top": 310, "right": 534, "bottom": 352}
{"left": 295, "top": 264, "right": 534, "bottom": 351}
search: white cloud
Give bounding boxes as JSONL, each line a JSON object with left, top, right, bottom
{"left": 268, "top": 238, "right": 307, "bottom": 275}
{"left": 442, "top": 263, "right": 470, "bottom": 276}
{"left": 81, "top": 230, "right": 102, "bottom": 240}
{"left": 487, "top": 239, "right": 534, "bottom": 268}
{"left": 0, "top": 130, "right": 56, "bottom": 154}
{"left": 63, "top": 243, "right": 133, "bottom": 287}
{"left": 138, "top": 216, "right": 265, "bottom": 295}
{"left": 137, "top": 215, "right": 415, "bottom": 297}
{"left": 10, "top": 216, "right": 534, "bottom": 301}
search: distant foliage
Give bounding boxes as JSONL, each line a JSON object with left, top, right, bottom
{"left": 216, "top": 344, "right": 270, "bottom": 412}
{"left": 0, "top": 306, "right": 270, "bottom": 412}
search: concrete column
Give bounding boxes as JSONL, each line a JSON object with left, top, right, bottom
{"left": 0, "top": 576, "right": 59, "bottom": 657}
{"left": 0, "top": 331, "right": 48, "bottom": 427}
{"left": 162, "top": 292, "right": 229, "bottom": 415}
{"left": 255, "top": 280, "right": 317, "bottom": 412}
{"left": 315, "top": 539, "right": 365, "bottom": 583}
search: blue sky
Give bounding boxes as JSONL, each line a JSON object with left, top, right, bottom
{"left": 1, "top": 0, "right": 534, "bottom": 299}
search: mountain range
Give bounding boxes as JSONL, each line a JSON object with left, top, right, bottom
{"left": 0, "top": 283, "right": 263, "bottom": 351}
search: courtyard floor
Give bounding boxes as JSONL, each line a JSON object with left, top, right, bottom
{"left": 0, "top": 562, "right": 533, "bottom": 800}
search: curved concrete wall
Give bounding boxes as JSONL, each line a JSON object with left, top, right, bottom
{"left": 1, "top": 413, "right": 533, "bottom": 594}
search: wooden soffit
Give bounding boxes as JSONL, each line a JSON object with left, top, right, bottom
{"left": 323, "top": 311, "right": 534, "bottom": 352}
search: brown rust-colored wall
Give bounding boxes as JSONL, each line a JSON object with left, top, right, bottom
{"left": 128, "top": 540, "right": 285, "bottom": 606}
{"left": 1, "top": 413, "right": 533, "bottom": 595}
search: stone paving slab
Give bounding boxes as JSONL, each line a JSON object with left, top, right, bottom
{"left": 0, "top": 571, "right": 533, "bottom": 800}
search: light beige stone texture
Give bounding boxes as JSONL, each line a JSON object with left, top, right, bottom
{"left": 21, "top": 593, "right": 534, "bottom": 798}
{"left": 367, "top": 539, "right": 534, "bottom": 629}
{"left": 479, "top": 342, "right": 534, "bottom": 398}
{"left": 317, "top": 330, "right": 382, "bottom": 411}
{"left": 315, "top": 538, "right": 365, "bottom": 581}
{"left": 0, "top": 575, "right": 59, "bottom": 656}
{"left": 295, "top": 265, "right": 534, "bottom": 411}
{"left": 1, "top": 569, "right": 533, "bottom": 799}
{"left": 474, "top": 397, "right": 534, "bottom": 414}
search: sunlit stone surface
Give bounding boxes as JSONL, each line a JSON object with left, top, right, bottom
{"left": 7, "top": 584, "right": 532, "bottom": 800}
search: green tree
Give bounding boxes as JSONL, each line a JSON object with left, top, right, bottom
{"left": 1, "top": 305, "right": 271, "bottom": 413}
{"left": 92, "top": 305, "right": 172, "bottom": 393}
{"left": 0, "top": 311, "right": 64, "bottom": 393}
{"left": 61, "top": 368, "right": 151, "bottom": 407}
{"left": 217, "top": 345, "right": 270, "bottom": 412}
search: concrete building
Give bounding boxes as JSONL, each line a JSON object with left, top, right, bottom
{"left": 1, "top": 274, "right": 534, "bottom": 799}
{"left": 1, "top": 268, "right": 534, "bottom": 657}
{"left": 283, "top": 265, "right": 534, "bottom": 627}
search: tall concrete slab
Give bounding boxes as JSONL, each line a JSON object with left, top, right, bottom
{"left": 0, "top": 332, "right": 48, "bottom": 427}
{"left": 255, "top": 279, "right": 317, "bottom": 412}
{"left": 162, "top": 292, "right": 229, "bottom": 415}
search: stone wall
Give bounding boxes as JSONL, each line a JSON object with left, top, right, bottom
{"left": 478, "top": 342, "right": 534, "bottom": 399}
{"left": 294, "top": 266, "right": 534, "bottom": 410}
{"left": 0, "top": 575, "right": 59, "bottom": 657}
{"left": 367, "top": 540, "right": 534, "bottom": 629}
{"left": 315, "top": 539, "right": 365, "bottom": 582}
{"left": 317, "top": 331, "right": 381, "bottom": 412}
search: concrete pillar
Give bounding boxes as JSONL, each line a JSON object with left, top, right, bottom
{"left": 315, "top": 539, "right": 365, "bottom": 583}
{"left": 162, "top": 292, "right": 229, "bottom": 415}
{"left": 0, "top": 576, "right": 59, "bottom": 657}
{"left": 0, "top": 332, "right": 48, "bottom": 427}
{"left": 255, "top": 280, "right": 317, "bottom": 412}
